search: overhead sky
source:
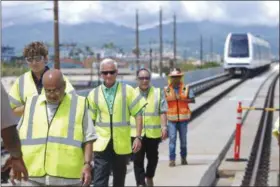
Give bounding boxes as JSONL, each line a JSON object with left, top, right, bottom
{"left": 2, "top": 1, "right": 279, "bottom": 29}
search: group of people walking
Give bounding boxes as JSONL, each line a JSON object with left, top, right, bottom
{"left": 2, "top": 41, "right": 279, "bottom": 187}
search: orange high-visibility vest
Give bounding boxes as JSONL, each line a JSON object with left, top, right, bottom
{"left": 164, "top": 83, "right": 191, "bottom": 122}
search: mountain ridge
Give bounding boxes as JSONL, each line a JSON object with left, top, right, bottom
{"left": 2, "top": 20, "right": 279, "bottom": 57}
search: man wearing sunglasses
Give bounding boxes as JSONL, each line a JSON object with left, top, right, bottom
{"left": 130, "top": 68, "right": 168, "bottom": 187}
{"left": 87, "top": 58, "right": 147, "bottom": 187}
{"left": 8, "top": 41, "right": 75, "bottom": 117}
{"left": 164, "top": 68, "right": 195, "bottom": 167}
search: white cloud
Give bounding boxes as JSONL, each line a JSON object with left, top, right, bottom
{"left": 2, "top": 1, "right": 279, "bottom": 29}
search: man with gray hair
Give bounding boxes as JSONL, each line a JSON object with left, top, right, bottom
{"left": 87, "top": 58, "right": 147, "bottom": 187}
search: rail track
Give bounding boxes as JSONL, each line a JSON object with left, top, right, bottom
{"left": 213, "top": 69, "right": 279, "bottom": 187}
{"left": 241, "top": 73, "right": 279, "bottom": 186}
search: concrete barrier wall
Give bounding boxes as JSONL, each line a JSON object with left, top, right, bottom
{"left": 150, "top": 67, "right": 225, "bottom": 89}
{"left": 184, "top": 67, "right": 224, "bottom": 83}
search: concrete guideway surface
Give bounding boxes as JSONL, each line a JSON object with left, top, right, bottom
{"left": 217, "top": 70, "right": 279, "bottom": 186}
{"left": 269, "top": 78, "right": 279, "bottom": 186}
{"left": 124, "top": 66, "right": 279, "bottom": 186}
{"left": 190, "top": 79, "right": 240, "bottom": 112}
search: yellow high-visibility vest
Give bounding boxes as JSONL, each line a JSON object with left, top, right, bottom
{"left": 19, "top": 94, "right": 86, "bottom": 178}
{"left": 272, "top": 117, "right": 279, "bottom": 138}
{"left": 9, "top": 71, "right": 75, "bottom": 109}
{"left": 87, "top": 82, "right": 147, "bottom": 155}
{"left": 130, "top": 86, "right": 161, "bottom": 138}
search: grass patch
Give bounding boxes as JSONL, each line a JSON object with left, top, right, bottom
{"left": 1, "top": 63, "right": 29, "bottom": 77}
{"left": 178, "top": 61, "right": 221, "bottom": 71}
{"left": 161, "top": 61, "right": 221, "bottom": 75}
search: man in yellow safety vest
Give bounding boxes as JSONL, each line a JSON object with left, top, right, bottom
{"left": 87, "top": 58, "right": 147, "bottom": 187}
{"left": 130, "top": 68, "right": 168, "bottom": 187}
{"left": 15, "top": 69, "right": 97, "bottom": 186}
{"left": 9, "top": 41, "right": 75, "bottom": 117}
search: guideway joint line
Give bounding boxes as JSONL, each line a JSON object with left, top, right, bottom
{"left": 241, "top": 107, "right": 279, "bottom": 111}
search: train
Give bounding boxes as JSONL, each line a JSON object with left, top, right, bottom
{"left": 223, "top": 33, "right": 272, "bottom": 77}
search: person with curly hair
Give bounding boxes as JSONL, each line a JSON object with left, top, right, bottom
{"left": 8, "top": 41, "right": 75, "bottom": 117}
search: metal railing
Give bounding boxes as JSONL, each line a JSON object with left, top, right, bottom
{"left": 76, "top": 72, "right": 231, "bottom": 97}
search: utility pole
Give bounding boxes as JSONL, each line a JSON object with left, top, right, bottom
{"left": 149, "top": 41, "right": 153, "bottom": 71}
{"left": 200, "top": 34, "right": 203, "bottom": 65}
{"left": 159, "top": 7, "right": 163, "bottom": 76}
{"left": 184, "top": 49, "right": 187, "bottom": 62}
{"left": 173, "top": 13, "right": 176, "bottom": 67}
{"left": 97, "top": 53, "right": 101, "bottom": 85}
{"left": 135, "top": 9, "right": 140, "bottom": 70}
{"left": 210, "top": 36, "right": 213, "bottom": 62}
{"left": 53, "top": 0, "right": 60, "bottom": 69}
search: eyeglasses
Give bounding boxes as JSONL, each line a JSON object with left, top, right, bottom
{"left": 45, "top": 88, "right": 62, "bottom": 95}
{"left": 138, "top": 77, "right": 150, "bottom": 80}
{"left": 101, "top": 71, "right": 116, "bottom": 75}
{"left": 25, "top": 56, "right": 44, "bottom": 63}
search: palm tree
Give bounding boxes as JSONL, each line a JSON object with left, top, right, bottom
{"left": 132, "top": 48, "right": 141, "bottom": 56}
{"left": 85, "top": 46, "right": 94, "bottom": 57}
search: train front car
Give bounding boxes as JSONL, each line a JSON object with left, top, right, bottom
{"left": 223, "top": 33, "right": 271, "bottom": 78}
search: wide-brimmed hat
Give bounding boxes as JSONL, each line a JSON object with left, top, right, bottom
{"left": 168, "top": 68, "right": 183, "bottom": 77}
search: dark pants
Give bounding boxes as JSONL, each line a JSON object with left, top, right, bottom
{"left": 131, "top": 136, "right": 161, "bottom": 186}
{"left": 93, "top": 139, "right": 128, "bottom": 187}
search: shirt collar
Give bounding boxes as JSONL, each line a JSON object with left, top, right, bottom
{"left": 139, "top": 86, "right": 150, "bottom": 94}
{"left": 31, "top": 66, "right": 49, "bottom": 82}
{"left": 38, "top": 93, "right": 66, "bottom": 104}
{"left": 102, "top": 81, "right": 118, "bottom": 91}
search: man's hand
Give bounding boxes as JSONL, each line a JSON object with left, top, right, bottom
{"left": 80, "top": 164, "right": 92, "bottom": 186}
{"left": 12, "top": 105, "right": 25, "bottom": 117}
{"left": 132, "top": 138, "right": 142, "bottom": 153}
{"left": 5, "top": 157, "right": 28, "bottom": 185}
{"left": 161, "top": 127, "right": 168, "bottom": 140}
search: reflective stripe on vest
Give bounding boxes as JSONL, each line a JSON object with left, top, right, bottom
{"left": 9, "top": 71, "right": 75, "bottom": 109}
{"left": 92, "top": 84, "right": 130, "bottom": 154}
{"left": 20, "top": 94, "right": 85, "bottom": 178}
{"left": 9, "top": 94, "right": 23, "bottom": 107}
{"left": 21, "top": 95, "right": 82, "bottom": 148}
{"left": 18, "top": 74, "right": 25, "bottom": 103}
{"left": 94, "top": 85, "right": 128, "bottom": 127}
{"left": 128, "top": 94, "right": 143, "bottom": 112}
{"left": 165, "top": 84, "right": 191, "bottom": 122}
{"left": 131, "top": 87, "right": 161, "bottom": 138}
{"left": 90, "top": 83, "right": 146, "bottom": 154}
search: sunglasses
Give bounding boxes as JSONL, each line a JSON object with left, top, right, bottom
{"left": 25, "top": 56, "right": 44, "bottom": 63}
{"left": 101, "top": 70, "right": 116, "bottom": 75}
{"left": 138, "top": 76, "right": 150, "bottom": 80}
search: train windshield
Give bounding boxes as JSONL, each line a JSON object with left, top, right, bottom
{"left": 228, "top": 34, "right": 249, "bottom": 58}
